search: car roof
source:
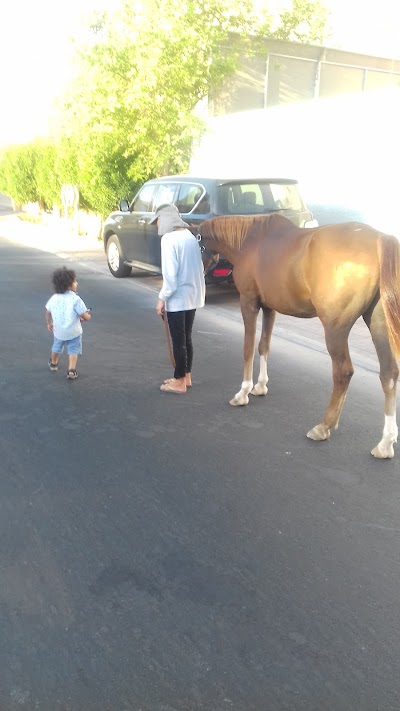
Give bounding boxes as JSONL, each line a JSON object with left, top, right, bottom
{"left": 145, "top": 175, "right": 299, "bottom": 186}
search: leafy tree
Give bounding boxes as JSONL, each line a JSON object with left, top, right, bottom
{"left": 0, "top": 141, "right": 63, "bottom": 210}
{"left": 271, "top": 0, "right": 330, "bottom": 44}
{"left": 55, "top": 0, "right": 259, "bottom": 211}
{"left": 0, "top": 144, "right": 39, "bottom": 205}
{"left": 57, "top": 0, "right": 329, "bottom": 216}
{"left": 34, "top": 141, "right": 62, "bottom": 210}
{"left": 3, "top": 0, "right": 330, "bottom": 217}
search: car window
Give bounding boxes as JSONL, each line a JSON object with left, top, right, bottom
{"left": 269, "top": 183, "right": 303, "bottom": 211}
{"left": 216, "top": 183, "right": 264, "bottom": 214}
{"left": 238, "top": 184, "right": 265, "bottom": 213}
{"left": 175, "top": 183, "right": 205, "bottom": 213}
{"left": 216, "top": 182, "right": 303, "bottom": 214}
{"left": 131, "top": 184, "right": 158, "bottom": 212}
{"left": 153, "top": 183, "right": 178, "bottom": 210}
{"left": 192, "top": 192, "right": 210, "bottom": 214}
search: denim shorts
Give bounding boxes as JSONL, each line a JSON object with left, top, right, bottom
{"left": 52, "top": 335, "right": 82, "bottom": 355}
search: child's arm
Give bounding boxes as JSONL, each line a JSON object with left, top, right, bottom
{"left": 45, "top": 308, "right": 53, "bottom": 332}
{"left": 80, "top": 309, "right": 92, "bottom": 322}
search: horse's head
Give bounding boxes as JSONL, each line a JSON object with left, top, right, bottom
{"left": 196, "top": 222, "right": 220, "bottom": 274}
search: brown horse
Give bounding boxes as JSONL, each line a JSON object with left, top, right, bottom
{"left": 199, "top": 213, "right": 400, "bottom": 458}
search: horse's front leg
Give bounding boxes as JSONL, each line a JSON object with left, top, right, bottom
{"left": 230, "top": 297, "right": 259, "bottom": 406}
{"left": 307, "top": 324, "right": 354, "bottom": 441}
{"left": 251, "top": 307, "right": 276, "bottom": 397}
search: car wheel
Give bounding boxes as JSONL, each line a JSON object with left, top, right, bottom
{"left": 106, "top": 235, "right": 132, "bottom": 278}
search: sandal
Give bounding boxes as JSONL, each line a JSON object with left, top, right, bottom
{"left": 67, "top": 369, "right": 78, "bottom": 379}
{"left": 48, "top": 359, "right": 58, "bottom": 372}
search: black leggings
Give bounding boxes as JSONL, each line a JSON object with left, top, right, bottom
{"left": 166, "top": 310, "right": 196, "bottom": 379}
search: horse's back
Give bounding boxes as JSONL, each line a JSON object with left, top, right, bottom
{"left": 202, "top": 214, "right": 390, "bottom": 320}
{"left": 241, "top": 219, "right": 384, "bottom": 319}
{"left": 308, "top": 221, "right": 382, "bottom": 272}
{"left": 306, "top": 222, "right": 384, "bottom": 319}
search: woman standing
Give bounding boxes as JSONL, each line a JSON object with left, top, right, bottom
{"left": 152, "top": 203, "right": 205, "bottom": 394}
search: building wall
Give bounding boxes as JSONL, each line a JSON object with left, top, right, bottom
{"left": 209, "top": 38, "right": 400, "bottom": 115}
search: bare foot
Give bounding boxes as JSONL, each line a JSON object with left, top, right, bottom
{"left": 160, "top": 378, "right": 187, "bottom": 394}
{"left": 164, "top": 376, "right": 192, "bottom": 387}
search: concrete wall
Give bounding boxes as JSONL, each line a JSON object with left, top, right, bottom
{"left": 210, "top": 37, "right": 400, "bottom": 115}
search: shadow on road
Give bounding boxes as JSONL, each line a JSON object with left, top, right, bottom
{"left": 205, "top": 283, "right": 238, "bottom": 305}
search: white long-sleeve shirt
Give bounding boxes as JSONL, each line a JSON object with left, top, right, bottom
{"left": 159, "top": 228, "right": 205, "bottom": 312}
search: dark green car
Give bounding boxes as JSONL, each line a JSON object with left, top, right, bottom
{"left": 103, "top": 175, "right": 317, "bottom": 283}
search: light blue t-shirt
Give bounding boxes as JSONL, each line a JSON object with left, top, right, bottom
{"left": 45, "top": 291, "right": 88, "bottom": 341}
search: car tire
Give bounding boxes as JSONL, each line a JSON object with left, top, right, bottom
{"left": 106, "top": 235, "right": 132, "bottom": 278}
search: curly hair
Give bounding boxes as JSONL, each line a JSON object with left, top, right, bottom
{"left": 52, "top": 267, "right": 77, "bottom": 294}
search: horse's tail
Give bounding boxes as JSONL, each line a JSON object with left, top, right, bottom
{"left": 378, "top": 234, "right": 400, "bottom": 358}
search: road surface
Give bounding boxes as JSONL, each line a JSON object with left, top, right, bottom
{"left": 0, "top": 214, "right": 400, "bottom": 711}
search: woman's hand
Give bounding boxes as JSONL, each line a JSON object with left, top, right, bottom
{"left": 156, "top": 299, "right": 165, "bottom": 317}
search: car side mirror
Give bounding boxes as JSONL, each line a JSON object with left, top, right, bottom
{"left": 118, "top": 199, "right": 130, "bottom": 212}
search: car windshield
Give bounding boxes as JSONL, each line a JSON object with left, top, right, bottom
{"left": 215, "top": 182, "right": 304, "bottom": 215}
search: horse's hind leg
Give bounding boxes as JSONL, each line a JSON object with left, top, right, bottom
{"left": 307, "top": 324, "right": 354, "bottom": 441}
{"left": 251, "top": 307, "right": 276, "bottom": 396}
{"left": 230, "top": 295, "right": 259, "bottom": 406}
{"left": 364, "top": 300, "right": 399, "bottom": 458}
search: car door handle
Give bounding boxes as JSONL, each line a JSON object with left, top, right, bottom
{"left": 138, "top": 219, "right": 146, "bottom": 224}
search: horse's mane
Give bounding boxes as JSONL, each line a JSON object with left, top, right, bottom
{"left": 200, "top": 214, "right": 289, "bottom": 251}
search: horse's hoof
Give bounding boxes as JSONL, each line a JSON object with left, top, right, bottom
{"left": 371, "top": 443, "right": 395, "bottom": 459}
{"left": 229, "top": 395, "right": 249, "bottom": 406}
{"left": 307, "top": 424, "right": 330, "bottom": 441}
{"left": 251, "top": 384, "right": 268, "bottom": 396}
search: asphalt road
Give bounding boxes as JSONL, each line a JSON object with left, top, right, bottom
{"left": 1, "top": 219, "right": 400, "bottom": 711}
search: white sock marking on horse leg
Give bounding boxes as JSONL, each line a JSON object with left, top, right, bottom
{"left": 252, "top": 355, "right": 269, "bottom": 396}
{"left": 231, "top": 379, "right": 253, "bottom": 406}
{"left": 371, "top": 414, "right": 398, "bottom": 458}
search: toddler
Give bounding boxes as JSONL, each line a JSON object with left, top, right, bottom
{"left": 45, "top": 267, "right": 91, "bottom": 379}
